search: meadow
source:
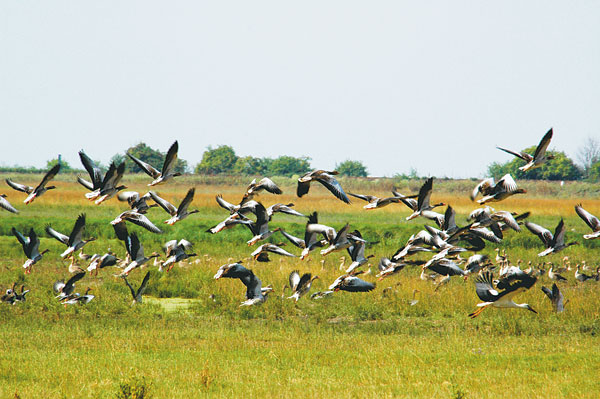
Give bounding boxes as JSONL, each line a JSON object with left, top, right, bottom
{"left": 0, "top": 174, "right": 599, "bottom": 398}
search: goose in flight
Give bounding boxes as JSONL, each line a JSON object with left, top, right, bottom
{"left": 297, "top": 170, "right": 350, "bottom": 204}
{"left": 344, "top": 231, "right": 374, "bottom": 273}
{"left": 574, "top": 204, "right": 600, "bottom": 240}
{"left": 541, "top": 283, "right": 566, "bottom": 313}
{"left": 251, "top": 243, "right": 296, "bottom": 262}
{"left": 77, "top": 150, "right": 102, "bottom": 193}
{"left": 6, "top": 163, "right": 60, "bottom": 204}
{"left": 0, "top": 194, "right": 18, "bottom": 213}
{"left": 162, "top": 239, "right": 197, "bottom": 272}
{"left": 150, "top": 188, "right": 198, "bottom": 225}
{"left": 124, "top": 271, "right": 151, "bottom": 305}
{"left": 117, "top": 191, "right": 157, "bottom": 214}
{"left": 207, "top": 213, "right": 253, "bottom": 234}
{"left": 12, "top": 227, "right": 49, "bottom": 273}
{"left": 54, "top": 271, "right": 86, "bottom": 300}
{"left": 111, "top": 210, "right": 163, "bottom": 234}
{"left": 497, "top": 128, "right": 554, "bottom": 171}
{"left": 214, "top": 262, "right": 271, "bottom": 306}
{"left": 329, "top": 271, "right": 375, "bottom": 292}
{"left": 61, "top": 287, "right": 95, "bottom": 306}
{"left": 119, "top": 232, "right": 160, "bottom": 276}
{"left": 86, "top": 253, "right": 119, "bottom": 276}
{"left": 243, "top": 177, "right": 282, "bottom": 200}
{"left": 525, "top": 219, "right": 577, "bottom": 257}
{"left": 82, "top": 161, "right": 127, "bottom": 204}
{"left": 277, "top": 227, "right": 327, "bottom": 260}
{"left": 404, "top": 177, "right": 445, "bottom": 221}
{"left": 45, "top": 214, "right": 96, "bottom": 259}
{"left": 128, "top": 140, "right": 181, "bottom": 186}
{"left": 470, "top": 174, "right": 526, "bottom": 204}
{"left": 468, "top": 271, "right": 537, "bottom": 318}
{"left": 287, "top": 270, "right": 319, "bottom": 302}
{"left": 347, "top": 192, "right": 404, "bottom": 210}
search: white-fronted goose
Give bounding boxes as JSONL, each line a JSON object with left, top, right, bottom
{"left": 575, "top": 204, "right": 600, "bottom": 240}
{"left": 471, "top": 174, "right": 526, "bottom": 204}
{"left": 287, "top": 270, "right": 319, "bottom": 302}
{"left": 128, "top": 140, "right": 181, "bottom": 186}
{"left": 497, "top": 128, "right": 554, "bottom": 171}
{"left": 12, "top": 227, "right": 49, "bottom": 273}
{"left": 46, "top": 214, "right": 95, "bottom": 259}
{"left": 297, "top": 170, "right": 350, "bottom": 203}
{"left": 150, "top": 188, "right": 198, "bottom": 225}
{"left": 6, "top": 163, "right": 60, "bottom": 204}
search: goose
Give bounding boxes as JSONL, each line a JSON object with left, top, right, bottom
{"left": 251, "top": 243, "right": 296, "bottom": 262}
{"left": 83, "top": 162, "right": 127, "bottom": 204}
{"left": 12, "top": 227, "right": 49, "bottom": 273}
{"left": 123, "top": 271, "right": 151, "bottom": 305}
{"left": 45, "top": 214, "right": 96, "bottom": 259}
{"left": 213, "top": 263, "right": 270, "bottom": 306}
{"left": 62, "top": 287, "right": 95, "bottom": 305}
{"left": 469, "top": 207, "right": 521, "bottom": 238}
{"left": 541, "top": 283, "right": 567, "bottom": 313}
{"left": 13, "top": 285, "right": 29, "bottom": 303}
{"left": 149, "top": 188, "right": 198, "bottom": 225}
{"left": 575, "top": 265, "right": 594, "bottom": 283}
{"left": 409, "top": 289, "right": 421, "bottom": 306}
{"left": 117, "top": 191, "right": 157, "bottom": 214}
{"left": 301, "top": 212, "right": 337, "bottom": 259}
{"left": 118, "top": 232, "right": 160, "bottom": 276}
{"left": 110, "top": 210, "right": 163, "bottom": 234}
{"left": 468, "top": 271, "right": 537, "bottom": 318}
{"left": 376, "top": 257, "right": 406, "bottom": 280}
{"left": 207, "top": 213, "right": 253, "bottom": 234}
{"left": 297, "top": 170, "right": 350, "bottom": 204}
{"left": 526, "top": 219, "right": 577, "bottom": 257}
{"left": 54, "top": 271, "right": 86, "bottom": 300}
{"left": 77, "top": 149, "right": 103, "bottom": 192}
{"left": 497, "top": 128, "right": 554, "bottom": 171}
{"left": 345, "top": 231, "right": 374, "bottom": 273}
{"left": 0, "top": 194, "right": 18, "bottom": 213}
{"left": 574, "top": 204, "right": 600, "bottom": 240}
{"left": 215, "top": 194, "right": 245, "bottom": 215}
{"left": 162, "top": 239, "right": 196, "bottom": 272}
{"left": 329, "top": 271, "right": 376, "bottom": 292}
{"left": 320, "top": 223, "right": 354, "bottom": 256}
{"left": 287, "top": 270, "right": 319, "bottom": 302}
{"left": 310, "top": 290, "right": 334, "bottom": 299}
{"left": 243, "top": 202, "right": 276, "bottom": 246}
{"left": 86, "top": 253, "right": 119, "bottom": 276}
{"left": 404, "top": 178, "right": 445, "bottom": 221}
{"left": 1, "top": 283, "right": 17, "bottom": 304}
{"left": 463, "top": 254, "right": 490, "bottom": 276}
{"left": 67, "top": 256, "right": 85, "bottom": 274}
{"left": 424, "top": 258, "right": 467, "bottom": 280}
{"left": 276, "top": 227, "right": 327, "bottom": 259}
{"left": 265, "top": 203, "right": 305, "bottom": 220}
{"left": 127, "top": 140, "right": 181, "bottom": 186}
{"left": 243, "top": 177, "right": 282, "bottom": 199}
{"left": 391, "top": 243, "right": 432, "bottom": 262}
{"left": 471, "top": 174, "right": 526, "bottom": 204}
{"left": 6, "top": 163, "right": 60, "bottom": 204}
{"left": 347, "top": 192, "right": 404, "bottom": 210}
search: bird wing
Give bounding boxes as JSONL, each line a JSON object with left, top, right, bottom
{"left": 347, "top": 192, "right": 372, "bottom": 202}
{"left": 289, "top": 270, "right": 300, "bottom": 291}
{"left": 161, "top": 141, "right": 179, "bottom": 175}
{"left": 267, "top": 245, "right": 296, "bottom": 257}
{"left": 126, "top": 233, "right": 142, "bottom": 259}
{"left": 6, "top": 178, "right": 33, "bottom": 194}
{"left": 297, "top": 273, "right": 313, "bottom": 291}
{"left": 12, "top": 227, "right": 29, "bottom": 250}
{"left": 127, "top": 153, "right": 161, "bottom": 178}
{"left": 496, "top": 146, "right": 532, "bottom": 162}
{"left": 495, "top": 174, "right": 518, "bottom": 194}
{"left": 101, "top": 162, "right": 126, "bottom": 191}
{"left": 215, "top": 195, "right": 236, "bottom": 213}
{"left": 78, "top": 150, "right": 102, "bottom": 189}
{"left": 552, "top": 219, "right": 566, "bottom": 247}
{"left": 345, "top": 276, "right": 375, "bottom": 292}
{"left": 473, "top": 272, "right": 499, "bottom": 302}
{"left": 296, "top": 180, "right": 311, "bottom": 198}
{"left": 443, "top": 205, "right": 457, "bottom": 232}
{"left": 417, "top": 178, "right": 433, "bottom": 210}
{"left": 575, "top": 204, "right": 600, "bottom": 232}
{"left": 533, "top": 128, "right": 553, "bottom": 160}
{"left": 278, "top": 228, "right": 305, "bottom": 249}
{"left": 77, "top": 177, "right": 95, "bottom": 191}
{"left": 317, "top": 175, "right": 350, "bottom": 204}
{"left": 0, "top": 195, "right": 18, "bottom": 213}
{"left": 552, "top": 283, "right": 564, "bottom": 312}
{"left": 525, "top": 221, "right": 553, "bottom": 247}
{"left": 177, "top": 188, "right": 195, "bottom": 216}
{"left": 112, "top": 221, "right": 129, "bottom": 241}
{"left": 68, "top": 214, "right": 86, "bottom": 246}
{"left": 64, "top": 271, "right": 86, "bottom": 293}
{"left": 123, "top": 276, "right": 137, "bottom": 299}
{"left": 36, "top": 163, "right": 61, "bottom": 191}
{"left": 541, "top": 286, "right": 553, "bottom": 301}
{"left": 333, "top": 223, "right": 350, "bottom": 245}
{"left": 258, "top": 177, "right": 282, "bottom": 194}
{"left": 45, "top": 225, "right": 69, "bottom": 245}
{"left": 137, "top": 271, "right": 152, "bottom": 298}
{"left": 126, "top": 212, "right": 163, "bottom": 234}
{"left": 149, "top": 191, "right": 177, "bottom": 215}
{"left": 471, "top": 178, "right": 494, "bottom": 200}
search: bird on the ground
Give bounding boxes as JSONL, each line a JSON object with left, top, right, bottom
{"left": 287, "top": 270, "right": 319, "bottom": 302}
{"left": 12, "top": 227, "right": 49, "bottom": 273}
{"left": 124, "top": 271, "right": 151, "bottom": 305}
{"left": 541, "top": 283, "right": 566, "bottom": 313}
{"left": 297, "top": 170, "right": 350, "bottom": 204}
{"left": 526, "top": 219, "right": 577, "bottom": 257}
{"left": 575, "top": 265, "right": 595, "bottom": 283}
{"left": 574, "top": 204, "right": 600, "bottom": 240}
{"left": 46, "top": 214, "right": 96, "bottom": 259}
{"left": 468, "top": 271, "right": 537, "bottom": 318}
{"left": 150, "top": 188, "right": 198, "bottom": 225}
{"left": 6, "top": 163, "right": 60, "bottom": 204}
{"left": 497, "top": 128, "right": 554, "bottom": 172}
{"left": 127, "top": 140, "right": 181, "bottom": 186}
{"left": 0, "top": 194, "right": 18, "bottom": 213}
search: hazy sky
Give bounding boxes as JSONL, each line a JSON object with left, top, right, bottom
{"left": 2, "top": 2, "right": 599, "bottom": 178}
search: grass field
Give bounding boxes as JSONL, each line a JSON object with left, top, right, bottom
{"left": 0, "top": 175, "right": 599, "bottom": 398}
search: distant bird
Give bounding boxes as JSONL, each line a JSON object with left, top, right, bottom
{"left": 470, "top": 174, "right": 526, "bottom": 205}
{"left": 86, "top": 253, "right": 119, "bottom": 276}
{"left": 162, "top": 239, "right": 196, "bottom": 272}
{"left": 548, "top": 265, "right": 568, "bottom": 282}
{"left": 119, "top": 233, "right": 160, "bottom": 276}
{"left": 0, "top": 194, "right": 18, "bottom": 213}
{"left": 329, "top": 271, "right": 376, "bottom": 292}
{"left": 497, "top": 128, "right": 554, "bottom": 172}
{"left": 6, "top": 163, "right": 60, "bottom": 204}
{"left": 310, "top": 290, "right": 334, "bottom": 300}
{"left": 110, "top": 210, "right": 163, "bottom": 234}
{"left": 287, "top": 270, "right": 319, "bottom": 302}
{"left": 251, "top": 243, "right": 296, "bottom": 262}
{"left": 12, "top": 227, "right": 49, "bottom": 273}
{"left": 214, "top": 263, "right": 271, "bottom": 306}
{"left": 574, "top": 265, "right": 594, "bottom": 283}
{"left": 128, "top": 140, "right": 181, "bottom": 186}
{"left": 468, "top": 271, "right": 537, "bottom": 318}
{"left": 409, "top": 289, "right": 420, "bottom": 306}
{"left": 404, "top": 177, "right": 445, "bottom": 221}
{"left": 117, "top": 191, "right": 157, "bottom": 214}
{"left": 243, "top": 177, "right": 282, "bottom": 199}
{"left": 45, "top": 214, "right": 96, "bottom": 259}
{"left": 526, "top": 219, "right": 577, "bottom": 257}
{"left": 347, "top": 192, "right": 404, "bottom": 210}
{"left": 574, "top": 204, "right": 600, "bottom": 240}
{"left": 124, "top": 271, "right": 151, "bottom": 305}
{"left": 541, "top": 283, "right": 566, "bottom": 313}
{"left": 54, "top": 272, "right": 86, "bottom": 300}
{"left": 297, "top": 170, "right": 350, "bottom": 204}
{"left": 150, "top": 188, "right": 198, "bottom": 225}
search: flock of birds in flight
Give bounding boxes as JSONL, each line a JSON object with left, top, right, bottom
{"left": 1, "top": 129, "right": 599, "bottom": 317}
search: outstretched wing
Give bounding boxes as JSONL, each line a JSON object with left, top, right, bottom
{"left": 127, "top": 153, "right": 161, "bottom": 178}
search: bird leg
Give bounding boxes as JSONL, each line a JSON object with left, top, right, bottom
{"left": 468, "top": 304, "right": 490, "bottom": 319}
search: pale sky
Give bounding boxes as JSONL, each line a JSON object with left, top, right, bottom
{"left": 1, "top": 2, "right": 599, "bottom": 178}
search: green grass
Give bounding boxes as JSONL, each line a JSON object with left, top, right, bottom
{"left": 0, "top": 178, "right": 599, "bottom": 397}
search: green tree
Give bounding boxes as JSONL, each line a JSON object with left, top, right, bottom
{"left": 195, "top": 145, "right": 238, "bottom": 174}
{"left": 588, "top": 161, "right": 600, "bottom": 182}
{"left": 122, "top": 142, "right": 188, "bottom": 174}
{"left": 267, "top": 156, "right": 311, "bottom": 177}
{"left": 46, "top": 157, "right": 74, "bottom": 172}
{"left": 232, "top": 156, "right": 273, "bottom": 175}
{"left": 336, "top": 160, "right": 368, "bottom": 177}
{"left": 488, "top": 146, "right": 582, "bottom": 181}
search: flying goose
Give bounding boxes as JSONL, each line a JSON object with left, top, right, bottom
{"left": 149, "top": 188, "right": 198, "bottom": 225}
{"left": 83, "top": 162, "right": 127, "bottom": 204}
{"left": 525, "top": 219, "right": 577, "bottom": 257}
{"left": 468, "top": 271, "right": 537, "bottom": 318}
{"left": 61, "top": 287, "right": 95, "bottom": 305}
{"left": 110, "top": 210, "right": 163, "bottom": 234}
{"left": 6, "top": 163, "right": 60, "bottom": 204}
{"left": 45, "top": 214, "right": 96, "bottom": 259}
{"left": 276, "top": 227, "right": 327, "bottom": 259}
{"left": 119, "top": 232, "right": 160, "bottom": 276}
{"left": 127, "top": 140, "right": 181, "bottom": 186}
{"left": 574, "top": 204, "right": 600, "bottom": 240}
{"left": 265, "top": 203, "right": 305, "bottom": 220}
{"left": 541, "top": 283, "right": 566, "bottom": 313}
{"left": 206, "top": 213, "right": 253, "bottom": 234}
{"left": 287, "top": 270, "right": 319, "bottom": 302}
{"left": 124, "top": 271, "right": 151, "bottom": 305}
{"left": 297, "top": 170, "right": 350, "bottom": 204}
{"left": 117, "top": 191, "right": 157, "bottom": 214}
{"left": 77, "top": 150, "right": 102, "bottom": 192}
{"left": 471, "top": 174, "right": 526, "bottom": 204}
{"left": 0, "top": 194, "right": 18, "bottom": 213}
{"left": 213, "top": 263, "right": 271, "bottom": 306}
{"left": 404, "top": 177, "right": 445, "bottom": 221}
{"left": 347, "top": 192, "right": 404, "bottom": 210}
{"left": 329, "top": 271, "right": 376, "bottom": 292}
{"left": 86, "top": 253, "right": 119, "bottom": 275}
{"left": 243, "top": 202, "right": 276, "bottom": 246}
{"left": 497, "top": 128, "right": 554, "bottom": 171}
{"left": 376, "top": 257, "right": 406, "bottom": 280}
{"left": 251, "top": 243, "right": 296, "bottom": 262}
{"left": 12, "top": 227, "right": 49, "bottom": 273}
{"left": 54, "top": 271, "right": 86, "bottom": 300}
{"left": 344, "top": 231, "right": 374, "bottom": 273}
{"left": 162, "top": 239, "right": 197, "bottom": 271}
{"left": 320, "top": 223, "right": 354, "bottom": 256}
{"left": 243, "top": 177, "right": 282, "bottom": 199}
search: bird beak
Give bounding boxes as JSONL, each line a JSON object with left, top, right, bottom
{"left": 528, "top": 306, "right": 537, "bottom": 314}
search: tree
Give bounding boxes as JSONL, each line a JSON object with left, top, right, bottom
{"left": 195, "top": 145, "right": 238, "bottom": 174}
{"left": 487, "top": 146, "right": 582, "bottom": 181}
{"left": 232, "top": 156, "right": 273, "bottom": 175}
{"left": 577, "top": 136, "right": 600, "bottom": 178}
{"left": 336, "top": 160, "right": 368, "bottom": 177}
{"left": 46, "top": 157, "right": 75, "bottom": 172}
{"left": 588, "top": 161, "right": 600, "bottom": 182}
{"left": 120, "top": 142, "right": 188, "bottom": 174}
{"left": 267, "top": 156, "right": 311, "bottom": 177}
